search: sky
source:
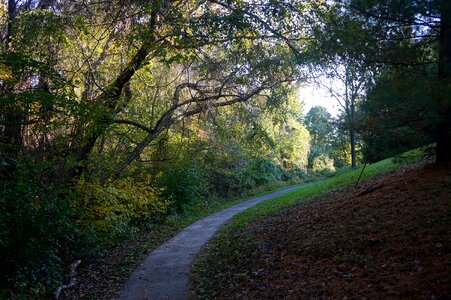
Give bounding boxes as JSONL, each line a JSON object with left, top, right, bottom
{"left": 298, "top": 84, "right": 341, "bottom": 118}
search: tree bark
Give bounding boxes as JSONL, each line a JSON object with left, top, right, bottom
{"left": 1, "top": 0, "right": 23, "bottom": 152}
{"left": 6, "top": 0, "right": 15, "bottom": 48}
{"left": 345, "top": 70, "right": 357, "bottom": 168}
{"left": 113, "top": 85, "right": 270, "bottom": 177}
{"left": 74, "top": 36, "right": 154, "bottom": 163}
{"left": 436, "top": 0, "right": 451, "bottom": 163}
{"left": 350, "top": 126, "right": 357, "bottom": 168}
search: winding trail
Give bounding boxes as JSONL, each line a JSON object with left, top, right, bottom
{"left": 116, "top": 183, "right": 314, "bottom": 300}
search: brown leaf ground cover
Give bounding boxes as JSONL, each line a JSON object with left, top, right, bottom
{"left": 192, "top": 163, "right": 451, "bottom": 299}
{"left": 61, "top": 224, "right": 180, "bottom": 299}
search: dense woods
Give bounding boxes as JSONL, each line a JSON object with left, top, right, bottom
{"left": 1, "top": 0, "right": 449, "bottom": 297}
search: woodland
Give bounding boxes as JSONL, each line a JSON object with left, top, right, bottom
{"left": 0, "top": 0, "right": 450, "bottom": 298}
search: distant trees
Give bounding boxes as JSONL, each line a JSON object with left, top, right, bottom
{"left": 305, "top": 4, "right": 379, "bottom": 168}
{"left": 300, "top": 0, "right": 451, "bottom": 164}
{"left": 303, "top": 106, "right": 334, "bottom": 170}
{"left": 303, "top": 105, "right": 357, "bottom": 171}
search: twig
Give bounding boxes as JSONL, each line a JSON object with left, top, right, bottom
{"left": 53, "top": 260, "right": 81, "bottom": 300}
{"left": 356, "top": 183, "right": 384, "bottom": 197}
{"left": 355, "top": 161, "right": 368, "bottom": 188}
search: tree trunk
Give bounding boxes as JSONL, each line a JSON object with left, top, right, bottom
{"left": 436, "top": 110, "right": 451, "bottom": 163}
{"left": 6, "top": 0, "right": 15, "bottom": 48}
{"left": 350, "top": 127, "right": 357, "bottom": 168}
{"left": 436, "top": 0, "right": 451, "bottom": 163}
{"left": 1, "top": 0, "right": 23, "bottom": 153}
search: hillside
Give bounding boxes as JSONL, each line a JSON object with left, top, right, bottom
{"left": 191, "top": 163, "right": 451, "bottom": 299}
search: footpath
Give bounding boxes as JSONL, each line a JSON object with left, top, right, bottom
{"left": 116, "top": 184, "right": 313, "bottom": 299}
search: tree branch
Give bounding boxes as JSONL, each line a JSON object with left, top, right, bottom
{"left": 113, "top": 119, "right": 153, "bottom": 133}
{"left": 113, "top": 82, "right": 277, "bottom": 177}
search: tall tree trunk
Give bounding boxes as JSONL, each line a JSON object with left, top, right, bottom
{"left": 1, "top": 0, "right": 23, "bottom": 152}
{"left": 350, "top": 126, "right": 356, "bottom": 168}
{"left": 345, "top": 71, "right": 357, "bottom": 168}
{"left": 6, "top": 0, "right": 15, "bottom": 48}
{"left": 436, "top": 0, "right": 451, "bottom": 163}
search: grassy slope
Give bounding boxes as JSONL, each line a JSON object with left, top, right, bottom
{"left": 190, "top": 150, "right": 425, "bottom": 298}
{"left": 227, "top": 152, "right": 413, "bottom": 230}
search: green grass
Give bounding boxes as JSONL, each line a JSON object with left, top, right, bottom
{"left": 226, "top": 149, "right": 422, "bottom": 230}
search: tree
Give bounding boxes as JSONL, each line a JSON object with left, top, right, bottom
{"left": 303, "top": 105, "right": 334, "bottom": 167}
{"left": 297, "top": 0, "right": 451, "bottom": 164}
{"left": 340, "top": 0, "right": 451, "bottom": 163}
{"left": 304, "top": 106, "right": 333, "bottom": 147}
{"left": 0, "top": 0, "right": 308, "bottom": 182}
{"left": 304, "top": 3, "right": 379, "bottom": 168}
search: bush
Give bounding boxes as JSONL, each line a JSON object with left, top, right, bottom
{"left": 157, "top": 162, "right": 208, "bottom": 213}
{"left": 0, "top": 158, "right": 173, "bottom": 298}
{"left": 243, "top": 159, "right": 283, "bottom": 185}
{"left": 283, "top": 167, "right": 311, "bottom": 182}
{"left": 0, "top": 160, "right": 77, "bottom": 298}
{"left": 76, "top": 174, "right": 169, "bottom": 245}
{"left": 312, "top": 154, "right": 336, "bottom": 174}
{"left": 206, "top": 158, "right": 285, "bottom": 198}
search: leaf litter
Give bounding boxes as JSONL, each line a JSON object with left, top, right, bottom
{"left": 192, "top": 163, "right": 451, "bottom": 299}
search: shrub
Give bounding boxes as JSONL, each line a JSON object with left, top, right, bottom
{"left": 312, "top": 154, "right": 336, "bottom": 174}
{"left": 241, "top": 159, "right": 283, "bottom": 186}
{"left": 206, "top": 158, "right": 285, "bottom": 198}
{"left": 157, "top": 162, "right": 208, "bottom": 213}
{"left": 284, "top": 167, "right": 311, "bottom": 182}
{"left": 76, "top": 174, "right": 169, "bottom": 245}
{"left": 0, "top": 160, "right": 76, "bottom": 298}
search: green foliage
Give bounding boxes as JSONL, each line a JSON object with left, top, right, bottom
{"left": 303, "top": 106, "right": 342, "bottom": 169}
{"left": 204, "top": 156, "right": 291, "bottom": 199}
{"left": 284, "top": 167, "right": 312, "bottom": 182}
{"left": 330, "top": 130, "right": 352, "bottom": 167}
{"left": 221, "top": 158, "right": 284, "bottom": 193}
{"left": 304, "top": 106, "right": 334, "bottom": 147}
{"left": 0, "top": 160, "right": 76, "bottom": 298}
{"left": 77, "top": 175, "right": 169, "bottom": 244}
{"left": 157, "top": 162, "right": 208, "bottom": 213}
{"left": 312, "top": 153, "right": 335, "bottom": 174}
{"left": 11, "top": 10, "right": 69, "bottom": 58}
{"left": 0, "top": 159, "right": 172, "bottom": 298}
{"left": 0, "top": 52, "right": 83, "bottom": 148}
{"left": 359, "top": 71, "right": 440, "bottom": 162}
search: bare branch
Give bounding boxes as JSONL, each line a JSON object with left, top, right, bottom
{"left": 113, "top": 119, "right": 153, "bottom": 133}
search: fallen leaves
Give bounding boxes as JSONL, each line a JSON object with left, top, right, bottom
{"left": 193, "top": 163, "right": 451, "bottom": 299}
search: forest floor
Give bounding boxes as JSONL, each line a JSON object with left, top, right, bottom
{"left": 192, "top": 163, "right": 451, "bottom": 299}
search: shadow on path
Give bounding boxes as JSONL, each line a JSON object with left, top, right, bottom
{"left": 116, "top": 183, "right": 314, "bottom": 300}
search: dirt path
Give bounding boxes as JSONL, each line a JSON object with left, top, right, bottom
{"left": 115, "top": 184, "right": 313, "bottom": 299}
